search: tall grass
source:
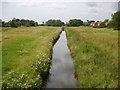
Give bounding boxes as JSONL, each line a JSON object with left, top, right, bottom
{"left": 66, "top": 26, "right": 118, "bottom": 88}
{"left": 2, "top": 26, "right": 61, "bottom": 88}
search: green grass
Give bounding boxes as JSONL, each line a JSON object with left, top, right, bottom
{"left": 66, "top": 26, "right": 119, "bottom": 88}
{"left": 2, "top": 26, "right": 61, "bottom": 88}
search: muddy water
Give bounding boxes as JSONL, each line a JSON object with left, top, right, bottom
{"left": 46, "top": 31, "right": 76, "bottom": 88}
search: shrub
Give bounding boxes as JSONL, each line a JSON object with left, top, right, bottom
{"left": 45, "top": 19, "right": 65, "bottom": 26}
{"left": 67, "top": 19, "right": 83, "bottom": 26}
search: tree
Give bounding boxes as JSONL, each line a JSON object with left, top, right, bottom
{"left": 4, "top": 22, "right": 11, "bottom": 27}
{"left": 67, "top": 19, "right": 83, "bottom": 26}
{"left": 87, "top": 20, "right": 95, "bottom": 24}
{"left": 2, "top": 18, "right": 39, "bottom": 27}
{"left": 83, "top": 22, "right": 89, "bottom": 26}
{"left": 45, "top": 19, "right": 64, "bottom": 26}
{"left": 99, "top": 22, "right": 106, "bottom": 28}
{"left": 10, "top": 18, "right": 18, "bottom": 27}
{"left": 110, "top": 11, "right": 120, "bottom": 30}
{"left": 40, "top": 21, "right": 45, "bottom": 26}
{"left": 104, "top": 19, "right": 109, "bottom": 22}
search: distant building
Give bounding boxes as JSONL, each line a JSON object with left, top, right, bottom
{"left": 90, "top": 22, "right": 96, "bottom": 26}
{"left": 90, "top": 21, "right": 110, "bottom": 26}
{"left": 104, "top": 22, "right": 110, "bottom": 26}
{"left": 97, "top": 21, "right": 103, "bottom": 26}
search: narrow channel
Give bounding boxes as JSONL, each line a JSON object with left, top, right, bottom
{"left": 46, "top": 30, "right": 76, "bottom": 88}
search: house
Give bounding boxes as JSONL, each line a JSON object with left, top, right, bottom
{"left": 105, "top": 22, "right": 110, "bottom": 26}
{"left": 90, "top": 21, "right": 110, "bottom": 26}
{"left": 97, "top": 21, "right": 103, "bottom": 26}
{"left": 90, "top": 22, "right": 96, "bottom": 26}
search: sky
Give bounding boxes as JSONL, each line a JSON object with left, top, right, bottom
{"left": 1, "top": 0, "right": 119, "bottom": 24}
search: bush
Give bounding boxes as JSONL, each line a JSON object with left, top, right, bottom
{"left": 45, "top": 19, "right": 65, "bottom": 26}
{"left": 67, "top": 19, "right": 83, "bottom": 26}
{"left": 83, "top": 22, "right": 90, "bottom": 26}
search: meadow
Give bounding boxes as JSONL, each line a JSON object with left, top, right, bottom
{"left": 2, "top": 26, "right": 61, "bottom": 88}
{"left": 66, "top": 27, "right": 119, "bottom": 88}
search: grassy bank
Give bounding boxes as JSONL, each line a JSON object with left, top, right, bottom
{"left": 66, "top": 26, "right": 118, "bottom": 88}
{"left": 2, "top": 26, "right": 61, "bottom": 88}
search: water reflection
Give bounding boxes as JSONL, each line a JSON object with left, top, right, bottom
{"left": 46, "top": 31, "right": 76, "bottom": 88}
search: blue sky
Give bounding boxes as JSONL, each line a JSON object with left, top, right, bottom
{"left": 1, "top": 0, "right": 119, "bottom": 24}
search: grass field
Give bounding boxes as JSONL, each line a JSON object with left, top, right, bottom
{"left": 2, "top": 26, "right": 61, "bottom": 88}
{"left": 66, "top": 26, "right": 119, "bottom": 88}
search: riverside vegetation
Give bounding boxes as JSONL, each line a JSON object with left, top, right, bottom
{"left": 66, "top": 26, "right": 118, "bottom": 88}
{"left": 2, "top": 26, "right": 61, "bottom": 88}
{"left": 2, "top": 26, "right": 119, "bottom": 88}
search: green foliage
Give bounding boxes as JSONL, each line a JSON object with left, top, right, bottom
{"left": 2, "top": 18, "right": 39, "bottom": 27}
{"left": 67, "top": 19, "right": 83, "bottom": 26}
{"left": 83, "top": 22, "right": 90, "bottom": 26}
{"left": 104, "top": 19, "right": 109, "bottom": 22}
{"left": 66, "top": 27, "right": 118, "bottom": 88}
{"left": 9, "top": 18, "right": 18, "bottom": 27}
{"left": 45, "top": 19, "right": 65, "bottom": 26}
{"left": 2, "top": 71, "right": 41, "bottom": 88}
{"left": 3, "top": 22, "right": 11, "bottom": 27}
{"left": 40, "top": 21, "right": 45, "bottom": 26}
{"left": 87, "top": 20, "right": 95, "bottom": 23}
{"left": 19, "top": 19, "right": 38, "bottom": 27}
{"left": 110, "top": 11, "right": 120, "bottom": 30}
{"left": 2, "top": 26, "right": 62, "bottom": 88}
{"left": 33, "top": 56, "right": 51, "bottom": 81}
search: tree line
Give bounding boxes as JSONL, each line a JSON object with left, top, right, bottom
{"left": 1, "top": 18, "right": 39, "bottom": 27}
{"left": 1, "top": 11, "right": 120, "bottom": 30}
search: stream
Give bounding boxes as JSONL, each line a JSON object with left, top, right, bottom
{"left": 46, "top": 31, "right": 76, "bottom": 88}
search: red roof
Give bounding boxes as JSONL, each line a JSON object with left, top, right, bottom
{"left": 91, "top": 21, "right": 110, "bottom": 26}
{"left": 90, "top": 22, "right": 96, "bottom": 25}
{"left": 97, "top": 21, "right": 102, "bottom": 24}
{"left": 105, "top": 22, "right": 110, "bottom": 25}
{"left": 91, "top": 22, "right": 95, "bottom": 24}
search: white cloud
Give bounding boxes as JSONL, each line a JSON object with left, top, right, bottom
{"left": 86, "top": 2, "right": 118, "bottom": 16}
{"left": 87, "top": 2, "right": 97, "bottom": 7}
{"left": 18, "top": 2, "right": 67, "bottom": 9}
{"left": 2, "top": 1, "right": 118, "bottom": 23}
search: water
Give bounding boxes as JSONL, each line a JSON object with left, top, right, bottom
{"left": 46, "top": 31, "right": 76, "bottom": 88}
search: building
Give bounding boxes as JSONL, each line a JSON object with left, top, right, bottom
{"left": 90, "top": 22, "right": 96, "bottom": 26}
{"left": 97, "top": 21, "right": 103, "bottom": 26}
{"left": 105, "top": 22, "right": 110, "bottom": 26}
{"left": 90, "top": 21, "right": 110, "bottom": 26}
